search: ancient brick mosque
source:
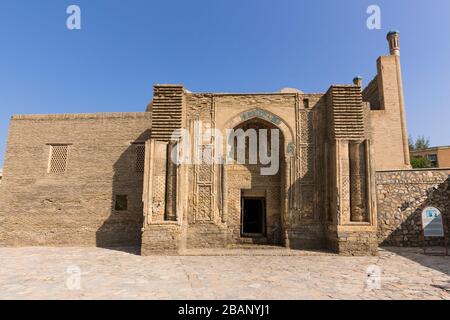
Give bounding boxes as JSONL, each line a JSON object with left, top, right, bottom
{"left": 0, "top": 32, "right": 448, "bottom": 255}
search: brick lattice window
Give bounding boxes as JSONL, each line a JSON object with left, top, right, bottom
{"left": 49, "top": 145, "right": 69, "bottom": 173}
{"left": 135, "top": 144, "right": 145, "bottom": 173}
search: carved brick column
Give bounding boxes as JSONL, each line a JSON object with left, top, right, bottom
{"left": 165, "top": 142, "right": 177, "bottom": 221}
{"left": 325, "top": 85, "right": 378, "bottom": 255}
{"left": 349, "top": 142, "right": 367, "bottom": 222}
{"left": 340, "top": 141, "right": 351, "bottom": 223}
{"left": 141, "top": 85, "right": 185, "bottom": 255}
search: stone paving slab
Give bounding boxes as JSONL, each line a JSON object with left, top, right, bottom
{"left": 0, "top": 247, "right": 448, "bottom": 300}
{"left": 179, "top": 247, "right": 335, "bottom": 256}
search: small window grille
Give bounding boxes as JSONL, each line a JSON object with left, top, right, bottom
{"left": 49, "top": 145, "right": 69, "bottom": 173}
{"left": 115, "top": 195, "right": 128, "bottom": 211}
{"left": 135, "top": 144, "right": 145, "bottom": 173}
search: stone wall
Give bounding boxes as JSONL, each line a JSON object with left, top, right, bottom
{"left": 0, "top": 112, "right": 151, "bottom": 247}
{"left": 376, "top": 169, "right": 450, "bottom": 246}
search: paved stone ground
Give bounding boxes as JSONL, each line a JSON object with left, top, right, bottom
{"left": 0, "top": 247, "right": 448, "bottom": 300}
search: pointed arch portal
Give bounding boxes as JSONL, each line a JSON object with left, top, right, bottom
{"left": 224, "top": 108, "right": 295, "bottom": 157}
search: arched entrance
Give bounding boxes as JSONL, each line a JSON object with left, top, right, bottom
{"left": 222, "top": 109, "right": 295, "bottom": 246}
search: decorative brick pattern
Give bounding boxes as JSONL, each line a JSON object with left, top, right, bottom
{"left": 49, "top": 145, "right": 68, "bottom": 174}
{"left": 327, "top": 86, "right": 365, "bottom": 139}
{"left": 299, "top": 146, "right": 314, "bottom": 182}
{"left": 300, "top": 111, "right": 313, "bottom": 144}
{"left": 196, "top": 185, "right": 212, "bottom": 221}
{"left": 135, "top": 144, "right": 145, "bottom": 173}
{"left": 149, "top": 85, "right": 184, "bottom": 140}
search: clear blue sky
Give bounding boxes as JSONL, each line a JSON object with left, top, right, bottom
{"left": 1, "top": 0, "right": 449, "bottom": 167}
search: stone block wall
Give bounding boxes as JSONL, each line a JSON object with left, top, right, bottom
{"left": 376, "top": 169, "right": 450, "bottom": 246}
{"left": 0, "top": 112, "right": 151, "bottom": 247}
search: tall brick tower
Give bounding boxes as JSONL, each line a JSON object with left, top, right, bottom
{"left": 363, "top": 31, "right": 411, "bottom": 170}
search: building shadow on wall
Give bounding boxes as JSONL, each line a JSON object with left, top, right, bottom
{"left": 381, "top": 177, "right": 450, "bottom": 277}
{"left": 96, "top": 130, "right": 151, "bottom": 255}
{"left": 284, "top": 107, "right": 328, "bottom": 251}
{"left": 285, "top": 173, "right": 327, "bottom": 251}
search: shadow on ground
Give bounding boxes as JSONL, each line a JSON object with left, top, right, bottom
{"left": 382, "top": 246, "right": 450, "bottom": 278}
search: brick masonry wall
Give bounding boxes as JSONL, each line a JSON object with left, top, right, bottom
{"left": 327, "top": 228, "right": 379, "bottom": 256}
{"left": 376, "top": 169, "right": 450, "bottom": 246}
{"left": 0, "top": 113, "right": 151, "bottom": 247}
{"left": 141, "top": 224, "right": 182, "bottom": 255}
{"left": 370, "top": 56, "right": 410, "bottom": 171}
{"left": 182, "top": 93, "right": 327, "bottom": 250}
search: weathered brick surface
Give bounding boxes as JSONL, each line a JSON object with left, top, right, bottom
{"left": 367, "top": 56, "right": 410, "bottom": 171}
{"left": 141, "top": 223, "right": 182, "bottom": 255}
{"left": 179, "top": 93, "right": 327, "bottom": 250}
{"left": 0, "top": 113, "right": 151, "bottom": 247}
{"left": 0, "top": 34, "right": 424, "bottom": 256}
{"left": 376, "top": 169, "right": 450, "bottom": 247}
{"left": 334, "top": 231, "right": 379, "bottom": 256}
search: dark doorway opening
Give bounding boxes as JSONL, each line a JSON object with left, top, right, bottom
{"left": 241, "top": 197, "right": 266, "bottom": 237}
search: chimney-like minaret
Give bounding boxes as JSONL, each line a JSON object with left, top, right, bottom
{"left": 387, "top": 30, "right": 400, "bottom": 56}
{"left": 353, "top": 76, "right": 362, "bottom": 87}
{"left": 386, "top": 30, "right": 410, "bottom": 168}
{"left": 358, "top": 31, "right": 411, "bottom": 170}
